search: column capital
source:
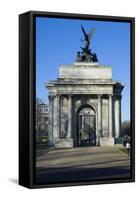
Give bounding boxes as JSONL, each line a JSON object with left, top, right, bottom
{"left": 56, "top": 94, "right": 61, "bottom": 98}
{"left": 68, "top": 94, "right": 73, "bottom": 98}
{"left": 48, "top": 95, "right": 55, "bottom": 100}
{"left": 114, "top": 94, "right": 122, "bottom": 100}
{"left": 97, "top": 94, "right": 102, "bottom": 99}
{"left": 108, "top": 94, "right": 113, "bottom": 98}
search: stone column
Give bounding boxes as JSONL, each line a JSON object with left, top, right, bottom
{"left": 114, "top": 95, "right": 121, "bottom": 138}
{"left": 97, "top": 94, "right": 102, "bottom": 137}
{"left": 67, "top": 94, "right": 72, "bottom": 138}
{"left": 82, "top": 115, "right": 84, "bottom": 129}
{"left": 59, "top": 95, "right": 61, "bottom": 138}
{"left": 53, "top": 94, "right": 60, "bottom": 139}
{"left": 48, "top": 95, "right": 54, "bottom": 144}
{"left": 108, "top": 94, "right": 113, "bottom": 137}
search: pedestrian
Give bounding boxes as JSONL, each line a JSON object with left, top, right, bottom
{"left": 126, "top": 142, "right": 130, "bottom": 155}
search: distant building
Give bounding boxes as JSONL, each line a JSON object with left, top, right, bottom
{"left": 35, "top": 102, "right": 49, "bottom": 138}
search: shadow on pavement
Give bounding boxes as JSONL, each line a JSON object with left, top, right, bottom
{"left": 36, "top": 165, "right": 131, "bottom": 185}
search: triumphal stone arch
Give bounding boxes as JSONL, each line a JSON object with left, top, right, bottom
{"left": 46, "top": 62, "right": 124, "bottom": 148}
{"left": 46, "top": 26, "right": 124, "bottom": 148}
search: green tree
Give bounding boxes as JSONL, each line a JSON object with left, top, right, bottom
{"left": 121, "top": 121, "right": 130, "bottom": 137}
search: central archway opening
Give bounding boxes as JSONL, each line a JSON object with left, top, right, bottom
{"left": 77, "top": 105, "right": 96, "bottom": 147}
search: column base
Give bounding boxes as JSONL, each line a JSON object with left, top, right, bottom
{"left": 54, "top": 138, "right": 73, "bottom": 148}
{"left": 96, "top": 136, "right": 100, "bottom": 146}
{"left": 48, "top": 139, "right": 54, "bottom": 147}
{"left": 100, "top": 137, "right": 115, "bottom": 146}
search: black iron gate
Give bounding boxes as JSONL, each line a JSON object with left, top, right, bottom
{"left": 77, "top": 114, "right": 96, "bottom": 146}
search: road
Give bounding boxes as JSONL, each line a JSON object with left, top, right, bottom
{"left": 36, "top": 146, "right": 131, "bottom": 184}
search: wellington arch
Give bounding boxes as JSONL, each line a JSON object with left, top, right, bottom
{"left": 45, "top": 62, "right": 124, "bottom": 148}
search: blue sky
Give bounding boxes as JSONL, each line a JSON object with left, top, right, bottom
{"left": 36, "top": 17, "right": 130, "bottom": 121}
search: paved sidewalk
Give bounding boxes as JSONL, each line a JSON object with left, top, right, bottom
{"left": 36, "top": 146, "right": 130, "bottom": 184}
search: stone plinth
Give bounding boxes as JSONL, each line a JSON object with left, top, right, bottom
{"left": 73, "top": 62, "right": 99, "bottom": 66}
{"left": 59, "top": 63, "right": 112, "bottom": 79}
{"left": 54, "top": 139, "right": 73, "bottom": 148}
{"left": 100, "top": 137, "right": 115, "bottom": 146}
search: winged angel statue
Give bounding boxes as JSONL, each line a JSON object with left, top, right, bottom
{"left": 81, "top": 25, "right": 95, "bottom": 50}
{"left": 76, "top": 25, "right": 98, "bottom": 63}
